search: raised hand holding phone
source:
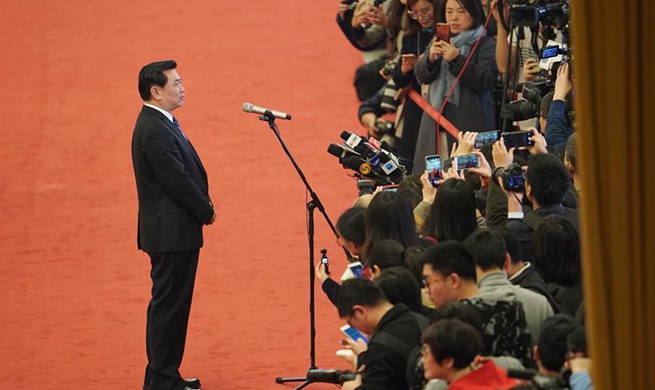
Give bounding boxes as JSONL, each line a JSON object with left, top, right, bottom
{"left": 522, "top": 58, "right": 540, "bottom": 81}
{"left": 341, "top": 324, "right": 370, "bottom": 343}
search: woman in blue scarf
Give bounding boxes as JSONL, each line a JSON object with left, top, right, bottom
{"left": 412, "top": 0, "right": 498, "bottom": 174}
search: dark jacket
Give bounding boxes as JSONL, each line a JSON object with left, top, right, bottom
{"left": 412, "top": 35, "right": 498, "bottom": 173}
{"left": 510, "top": 264, "right": 570, "bottom": 315}
{"left": 393, "top": 28, "right": 435, "bottom": 172}
{"left": 357, "top": 304, "right": 422, "bottom": 390}
{"left": 131, "top": 105, "right": 214, "bottom": 253}
{"left": 486, "top": 180, "right": 579, "bottom": 261}
{"left": 548, "top": 282, "right": 583, "bottom": 317}
{"left": 545, "top": 99, "right": 573, "bottom": 151}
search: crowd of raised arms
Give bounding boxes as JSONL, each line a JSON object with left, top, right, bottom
{"left": 316, "top": 0, "right": 590, "bottom": 389}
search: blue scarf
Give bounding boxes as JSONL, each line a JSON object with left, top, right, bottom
{"left": 428, "top": 25, "right": 486, "bottom": 109}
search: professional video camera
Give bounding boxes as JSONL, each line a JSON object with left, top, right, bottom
{"left": 508, "top": 79, "right": 552, "bottom": 121}
{"left": 497, "top": 0, "right": 572, "bottom": 126}
{"left": 510, "top": 0, "right": 569, "bottom": 30}
{"left": 327, "top": 131, "right": 407, "bottom": 186}
{"left": 507, "top": 368, "right": 572, "bottom": 390}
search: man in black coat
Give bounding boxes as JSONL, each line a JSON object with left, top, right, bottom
{"left": 132, "top": 60, "right": 216, "bottom": 390}
{"left": 337, "top": 278, "right": 422, "bottom": 390}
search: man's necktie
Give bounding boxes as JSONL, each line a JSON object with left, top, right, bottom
{"left": 172, "top": 116, "right": 188, "bottom": 141}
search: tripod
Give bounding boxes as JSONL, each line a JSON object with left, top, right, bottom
{"left": 254, "top": 111, "right": 350, "bottom": 389}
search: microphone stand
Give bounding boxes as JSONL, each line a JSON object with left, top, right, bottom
{"left": 257, "top": 111, "right": 351, "bottom": 390}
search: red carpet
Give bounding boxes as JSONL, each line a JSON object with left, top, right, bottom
{"left": 0, "top": 1, "right": 368, "bottom": 388}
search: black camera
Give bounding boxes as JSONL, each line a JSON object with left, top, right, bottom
{"left": 492, "top": 163, "right": 525, "bottom": 192}
{"left": 306, "top": 368, "right": 357, "bottom": 385}
{"left": 509, "top": 79, "right": 553, "bottom": 121}
{"left": 357, "top": 179, "right": 375, "bottom": 196}
{"left": 381, "top": 60, "right": 396, "bottom": 77}
{"left": 375, "top": 118, "right": 395, "bottom": 135}
{"left": 511, "top": 0, "right": 569, "bottom": 29}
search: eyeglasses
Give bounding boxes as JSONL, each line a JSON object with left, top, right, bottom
{"left": 422, "top": 276, "right": 445, "bottom": 289}
{"left": 407, "top": 7, "right": 433, "bottom": 20}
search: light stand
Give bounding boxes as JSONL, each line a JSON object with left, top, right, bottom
{"left": 254, "top": 111, "right": 350, "bottom": 390}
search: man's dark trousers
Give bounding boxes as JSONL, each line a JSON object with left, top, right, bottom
{"left": 144, "top": 249, "right": 199, "bottom": 390}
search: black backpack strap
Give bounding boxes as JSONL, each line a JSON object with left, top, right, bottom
{"left": 370, "top": 332, "right": 415, "bottom": 358}
{"left": 523, "top": 211, "right": 544, "bottom": 231}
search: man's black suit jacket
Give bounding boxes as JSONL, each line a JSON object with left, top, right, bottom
{"left": 131, "top": 105, "right": 214, "bottom": 253}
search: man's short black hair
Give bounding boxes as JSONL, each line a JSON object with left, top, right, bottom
{"left": 432, "top": 301, "right": 484, "bottom": 336}
{"left": 463, "top": 229, "right": 507, "bottom": 271}
{"left": 419, "top": 241, "right": 476, "bottom": 282}
{"left": 138, "top": 60, "right": 177, "bottom": 101}
{"left": 526, "top": 153, "right": 571, "bottom": 206}
{"left": 336, "top": 278, "right": 388, "bottom": 318}
{"left": 497, "top": 227, "right": 523, "bottom": 264}
{"left": 422, "top": 318, "right": 483, "bottom": 369}
{"left": 565, "top": 133, "right": 578, "bottom": 173}
{"left": 537, "top": 314, "right": 580, "bottom": 372}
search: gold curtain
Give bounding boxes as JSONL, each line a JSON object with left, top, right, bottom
{"left": 571, "top": 0, "right": 655, "bottom": 388}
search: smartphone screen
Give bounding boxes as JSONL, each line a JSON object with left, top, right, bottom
{"left": 454, "top": 154, "right": 479, "bottom": 170}
{"left": 503, "top": 131, "right": 535, "bottom": 148}
{"left": 425, "top": 155, "right": 441, "bottom": 187}
{"left": 340, "top": 325, "right": 369, "bottom": 343}
{"left": 474, "top": 130, "right": 501, "bottom": 149}
{"left": 348, "top": 262, "right": 364, "bottom": 278}
{"left": 436, "top": 23, "right": 450, "bottom": 43}
{"left": 506, "top": 172, "right": 525, "bottom": 190}
{"left": 540, "top": 45, "right": 559, "bottom": 60}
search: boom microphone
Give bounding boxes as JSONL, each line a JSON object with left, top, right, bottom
{"left": 242, "top": 102, "right": 292, "bottom": 120}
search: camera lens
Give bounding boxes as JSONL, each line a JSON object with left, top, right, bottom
{"left": 509, "top": 99, "right": 539, "bottom": 121}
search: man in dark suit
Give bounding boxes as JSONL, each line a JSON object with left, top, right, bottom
{"left": 132, "top": 60, "right": 216, "bottom": 390}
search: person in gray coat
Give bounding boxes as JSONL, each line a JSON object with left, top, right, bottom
{"left": 412, "top": 0, "right": 498, "bottom": 173}
{"left": 464, "top": 229, "right": 554, "bottom": 345}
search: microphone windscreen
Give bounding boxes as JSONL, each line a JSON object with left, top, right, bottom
{"left": 340, "top": 131, "right": 351, "bottom": 141}
{"left": 327, "top": 143, "right": 345, "bottom": 158}
{"left": 342, "top": 156, "right": 363, "bottom": 171}
{"left": 241, "top": 103, "right": 254, "bottom": 113}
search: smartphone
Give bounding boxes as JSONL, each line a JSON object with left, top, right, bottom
{"left": 503, "top": 131, "right": 535, "bottom": 148}
{"left": 453, "top": 153, "right": 479, "bottom": 171}
{"left": 425, "top": 155, "right": 442, "bottom": 187}
{"left": 474, "top": 130, "right": 501, "bottom": 149}
{"left": 348, "top": 262, "right": 364, "bottom": 278}
{"left": 436, "top": 23, "right": 450, "bottom": 43}
{"left": 340, "top": 324, "right": 369, "bottom": 343}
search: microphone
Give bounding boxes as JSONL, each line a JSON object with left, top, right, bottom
{"left": 340, "top": 131, "right": 380, "bottom": 150}
{"left": 327, "top": 143, "right": 360, "bottom": 163}
{"left": 342, "top": 156, "right": 393, "bottom": 185}
{"left": 242, "top": 102, "right": 292, "bottom": 120}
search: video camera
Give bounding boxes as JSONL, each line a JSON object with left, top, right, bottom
{"left": 327, "top": 131, "right": 407, "bottom": 186}
{"left": 498, "top": 0, "right": 572, "bottom": 125}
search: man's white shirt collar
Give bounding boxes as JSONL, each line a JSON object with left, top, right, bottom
{"left": 144, "top": 103, "right": 173, "bottom": 123}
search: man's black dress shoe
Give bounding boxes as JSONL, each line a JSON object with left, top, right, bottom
{"left": 143, "top": 377, "right": 201, "bottom": 390}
